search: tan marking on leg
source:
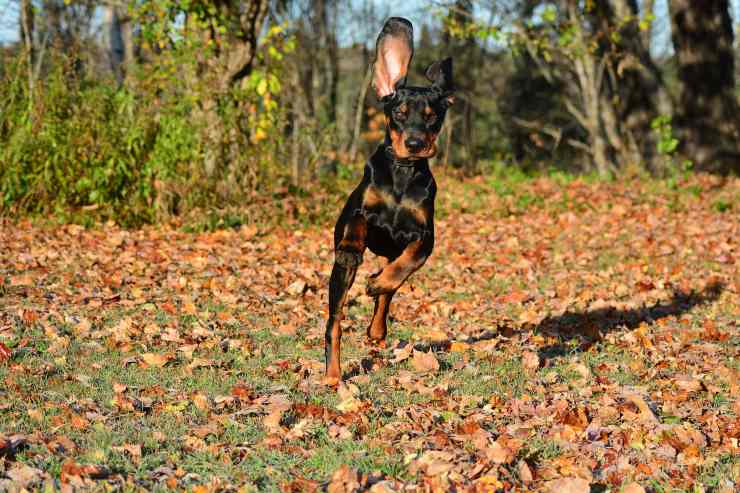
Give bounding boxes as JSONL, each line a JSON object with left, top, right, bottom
{"left": 337, "top": 215, "right": 367, "bottom": 252}
{"left": 325, "top": 314, "right": 343, "bottom": 384}
{"left": 367, "top": 292, "right": 393, "bottom": 342}
{"left": 367, "top": 240, "right": 427, "bottom": 295}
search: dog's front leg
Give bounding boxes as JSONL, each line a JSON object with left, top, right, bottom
{"left": 366, "top": 239, "right": 429, "bottom": 297}
{"left": 324, "top": 215, "right": 367, "bottom": 385}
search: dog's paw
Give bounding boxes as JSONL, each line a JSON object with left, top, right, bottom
{"left": 336, "top": 250, "right": 363, "bottom": 269}
{"left": 321, "top": 375, "right": 341, "bottom": 387}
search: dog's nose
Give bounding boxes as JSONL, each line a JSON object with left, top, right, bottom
{"left": 404, "top": 137, "right": 425, "bottom": 152}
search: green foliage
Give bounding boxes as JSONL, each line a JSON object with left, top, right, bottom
{"left": 651, "top": 115, "right": 694, "bottom": 186}
{"left": 651, "top": 115, "right": 679, "bottom": 155}
{"left": 0, "top": 11, "right": 295, "bottom": 227}
{"left": 1, "top": 58, "right": 160, "bottom": 225}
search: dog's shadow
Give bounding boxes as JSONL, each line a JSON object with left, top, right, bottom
{"left": 532, "top": 281, "right": 724, "bottom": 359}
{"left": 410, "top": 281, "right": 724, "bottom": 359}
{"left": 342, "top": 282, "right": 724, "bottom": 379}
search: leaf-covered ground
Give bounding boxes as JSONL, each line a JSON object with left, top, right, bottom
{"left": 1, "top": 173, "right": 738, "bottom": 492}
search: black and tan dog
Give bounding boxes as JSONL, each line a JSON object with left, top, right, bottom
{"left": 323, "top": 17, "right": 455, "bottom": 385}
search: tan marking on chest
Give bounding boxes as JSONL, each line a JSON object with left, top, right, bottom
{"left": 363, "top": 186, "right": 394, "bottom": 208}
{"left": 400, "top": 198, "right": 427, "bottom": 224}
{"left": 364, "top": 187, "right": 427, "bottom": 225}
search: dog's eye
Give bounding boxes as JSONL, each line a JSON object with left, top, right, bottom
{"left": 424, "top": 112, "right": 437, "bottom": 125}
{"left": 393, "top": 108, "right": 407, "bottom": 121}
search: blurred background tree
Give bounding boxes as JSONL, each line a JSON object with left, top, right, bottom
{"left": 0, "top": 0, "right": 738, "bottom": 226}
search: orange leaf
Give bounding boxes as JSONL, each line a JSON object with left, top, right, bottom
{"left": 411, "top": 350, "right": 439, "bottom": 374}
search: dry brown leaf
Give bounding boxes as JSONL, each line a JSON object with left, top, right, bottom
{"left": 191, "top": 392, "right": 210, "bottom": 412}
{"left": 60, "top": 460, "right": 110, "bottom": 483}
{"left": 622, "top": 483, "right": 646, "bottom": 493}
{"left": 545, "top": 477, "right": 590, "bottom": 493}
{"left": 517, "top": 460, "right": 533, "bottom": 483}
{"left": 140, "top": 352, "right": 173, "bottom": 368}
{"left": 327, "top": 465, "right": 361, "bottom": 493}
{"left": 263, "top": 410, "right": 284, "bottom": 433}
{"left": 112, "top": 383, "right": 128, "bottom": 394}
{"left": 450, "top": 341, "right": 470, "bottom": 352}
{"left": 522, "top": 350, "right": 539, "bottom": 371}
{"left": 413, "top": 450, "right": 456, "bottom": 476}
{"left": 624, "top": 392, "right": 658, "bottom": 423}
{"left": 411, "top": 350, "right": 439, "bottom": 374}
{"left": 485, "top": 441, "right": 513, "bottom": 464}
{"left": 391, "top": 343, "right": 413, "bottom": 363}
{"left": 5, "top": 464, "right": 45, "bottom": 488}
{"left": 674, "top": 375, "right": 703, "bottom": 392}
{"left": 0, "top": 342, "right": 11, "bottom": 362}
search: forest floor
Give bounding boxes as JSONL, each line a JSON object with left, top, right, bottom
{"left": 0, "top": 172, "right": 738, "bottom": 492}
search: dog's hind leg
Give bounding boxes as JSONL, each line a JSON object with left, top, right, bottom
{"left": 324, "top": 215, "right": 367, "bottom": 385}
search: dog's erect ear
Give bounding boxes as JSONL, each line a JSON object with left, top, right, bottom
{"left": 373, "top": 17, "right": 414, "bottom": 99}
{"left": 425, "top": 57, "right": 454, "bottom": 93}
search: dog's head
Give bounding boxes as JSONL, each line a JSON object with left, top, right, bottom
{"left": 373, "top": 17, "right": 455, "bottom": 160}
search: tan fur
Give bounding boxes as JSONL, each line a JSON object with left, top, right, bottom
{"left": 368, "top": 240, "right": 426, "bottom": 293}
{"left": 363, "top": 186, "right": 393, "bottom": 208}
{"left": 400, "top": 198, "right": 427, "bottom": 224}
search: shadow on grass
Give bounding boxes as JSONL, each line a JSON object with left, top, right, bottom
{"left": 341, "top": 282, "right": 723, "bottom": 378}
{"left": 407, "top": 282, "right": 723, "bottom": 356}
{"left": 534, "top": 281, "right": 724, "bottom": 359}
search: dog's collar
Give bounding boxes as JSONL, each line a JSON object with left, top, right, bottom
{"left": 384, "top": 146, "right": 421, "bottom": 168}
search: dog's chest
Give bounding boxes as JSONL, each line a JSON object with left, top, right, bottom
{"left": 358, "top": 165, "right": 434, "bottom": 245}
{"left": 361, "top": 185, "right": 427, "bottom": 226}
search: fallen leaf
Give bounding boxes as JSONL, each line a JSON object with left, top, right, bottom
{"left": 545, "top": 477, "right": 590, "bottom": 493}
{"left": 191, "top": 392, "right": 210, "bottom": 412}
{"left": 391, "top": 343, "right": 413, "bottom": 363}
{"left": 475, "top": 475, "right": 504, "bottom": 491}
{"left": 411, "top": 350, "right": 439, "bottom": 374}
{"left": 518, "top": 460, "right": 533, "bottom": 483}
{"left": 140, "top": 352, "right": 173, "bottom": 368}
{"left": 327, "top": 465, "right": 361, "bottom": 493}
{"left": 622, "top": 483, "right": 646, "bottom": 493}
{"left": 112, "top": 383, "right": 128, "bottom": 394}
{"left": 5, "top": 464, "right": 44, "bottom": 488}
{"left": 450, "top": 341, "right": 470, "bottom": 352}
{"left": 263, "top": 410, "right": 284, "bottom": 433}
{"left": 485, "top": 441, "right": 513, "bottom": 464}
{"left": 410, "top": 450, "right": 456, "bottom": 476}
{"left": 287, "top": 280, "right": 307, "bottom": 296}
{"left": 60, "top": 461, "right": 111, "bottom": 482}
{"left": 0, "top": 342, "right": 11, "bottom": 362}
{"left": 674, "top": 375, "right": 703, "bottom": 392}
{"left": 624, "top": 392, "right": 658, "bottom": 423}
{"left": 522, "top": 350, "right": 539, "bottom": 371}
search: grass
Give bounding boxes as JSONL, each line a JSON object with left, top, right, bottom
{"left": 1, "top": 171, "right": 738, "bottom": 491}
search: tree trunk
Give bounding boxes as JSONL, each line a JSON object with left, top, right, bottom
{"left": 444, "top": 0, "right": 478, "bottom": 173}
{"left": 105, "top": 6, "right": 125, "bottom": 84}
{"left": 348, "top": 65, "right": 372, "bottom": 161}
{"left": 19, "top": 0, "right": 34, "bottom": 102}
{"left": 639, "top": 0, "right": 655, "bottom": 50}
{"left": 669, "top": 0, "right": 740, "bottom": 174}
{"left": 608, "top": 0, "right": 671, "bottom": 172}
{"left": 188, "top": 0, "right": 269, "bottom": 177}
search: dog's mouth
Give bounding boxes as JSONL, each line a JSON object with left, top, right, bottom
{"left": 389, "top": 133, "right": 439, "bottom": 160}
